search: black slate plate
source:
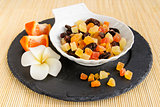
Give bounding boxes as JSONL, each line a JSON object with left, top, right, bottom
{"left": 7, "top": 18, "right": 153, "bottom": 102}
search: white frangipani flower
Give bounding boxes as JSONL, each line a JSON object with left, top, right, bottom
{"left": 21, "top": 45, "right": 61, "bottom": 80}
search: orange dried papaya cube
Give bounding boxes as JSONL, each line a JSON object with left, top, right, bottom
{"left": 104, "top": 21, "right": 109, "bottom": 27}
{"left": 80, "top": 73, "right": 88, "bottom": 80}
{"left": 113, "top": 33, "right": 121, "bottom": 42}
{"left": 85, "top": 48, "right": 93, "bottom": 56}
{"left": 87, "top": 23, "right": 94, "bottom": 31}
{"left": 78, "top": 40, "right": 86, "bottom": 49}
{"left": 84, "top": 36, "right": 94, "bottom": 45}
{"left": 88, "top": 73, "right": 95, "bottom": 81}
{"left": 107, "top": 78, "right": 116, "bottom": 87}
{"left": 116, "top": 62, "right": 125, "bottom": 71}
{"left": 91, "top": 80, "right": 101, "bottom": 87}
{"left": 125, "top": 70, "right": 133, "bottom": 80}
{"left": 96, "top": 45, "right": 106, "bottom": 53}
{"left": 90, "top": 52, "right": 100, "bottom": 60}
{"left": 71, "top": 33, "right": 82, "bottom": 44}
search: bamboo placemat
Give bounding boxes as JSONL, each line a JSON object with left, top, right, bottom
{"left": 0, "top": 0, "right": 160, "bottom": 106}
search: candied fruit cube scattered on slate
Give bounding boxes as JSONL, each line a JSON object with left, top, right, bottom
{"left": 75, "top": 48, "right": 83, "bottom": 57}
{"left": 107, "top": 78, "right": 116, "bottom": 87}
{"left": 100, "top": 71, "right": 110, "bottom": 79}
{"left": 120, "top": 68, "right": 126, "bottom": 76}
{"left": 85, "top": 48, "right": 93, "bottom": 56}
{"left": 119, "top": 37, "right": 126, "bottom": 50}
{"left": 94, "top": 73, "right": 100, "bottom": 80}
{"left": 80, "top": 73, "right": 88, "bottom": 80}
{"left": 125, "top": 70, "right": 133, "bottom": 80}
{"left": 105, "top": 33, "right": 113, "bottom": 43}
{"left": 111, "top": 46, "right": 121, "bottom": 55}
{"left": 61, "top": 43, "right": 71, "bottom": 52}
{"left": 84, "top": 36, "right": 94, "bottom": 45}
{"left": 91, "top": 80, "right": 101, "bottom": 87}
{"left": 116, "top": 62, "right": 125, "bottom": 71}
{"left": 70, "top": 42, "right": 77, "bottom": 51}
{"left": 80, "top": 53, "right": 90, "bottom": 60}
{"left": 88, "top": 73, "right": 95, "bottom": 81}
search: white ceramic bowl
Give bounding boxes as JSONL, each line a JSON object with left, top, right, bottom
{"left": 49, "top": 3, "right": 134, "bottom": 66}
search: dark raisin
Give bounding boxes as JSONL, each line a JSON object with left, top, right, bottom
{"left": 108, "top": 30, "right": 116, "bottom": 37}
{"left": 111, "top": 41, "right": 119, "bottom": 46}
{"left": 65, "top": 25, "right": 71, "bottom": 31}
{"left": 99, "top": 32, "right": 105, "bottom": 38}
{"left": 83, "top": 43, "right": 97, "bottom": 51}
{"left": 79, "top": 30, "right": 85, "bottom": 34}
{"left": 109, "top": 28, "right": 120, "bottom": 33}
{"left": 64, "top": 35, "right": 71, "bottom": 43}
{"left": 85, "top": 18, "right": 100, "bottom": 26}
{"left": 82, "top": 33, "right": 91, "bottom": 39}
{"left": 60, "top": 32, "right": 67, "bottom": 38}
{"left": 66, "top": 30, "right": 72, "bottom": 35}
{"left": 67, "top": 50, "right": 79, "bottom": 58}
{"left": 99, "top": 52, "right": 111, "bottom": 59}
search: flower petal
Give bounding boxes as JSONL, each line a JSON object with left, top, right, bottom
{"left": 29, "top": 45, "right": 46, "bottom": 61}
{"left": 21, "top": 51, "right": 40, "bottom": 67}
{"left": 45, "top": 58, "right": 62, "bottom": 77}
{"left": 42, "top": 47, "right": 60, "bottom": 62}
{"left": 30, "top": 63, "right": 49, "bottom": 80}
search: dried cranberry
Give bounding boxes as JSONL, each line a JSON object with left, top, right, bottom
{"left": 108, "top": 30, "right": 116, "bottom": 37}
{"left": 60, "top": 32, "right": 67, "bottom": 38}
{"left": 111, "top": 41, "right": 119, "bottom": 46}
{"left": 82, "top": 33, "right": 91, "bottom": 39}
{"left": 99, "top": 52, "right": 111, "bottom": 59}
{"left": 85, "top": 18, "right": 100, "bottom": 26}
{"left": 83, "top": 43, "right": 97, "bottom": 51}
{"left": 67, "top": 50, "right": 79, "bottom": 58}
{"left": 109, "top": 28, "right": 120, "bottom": 33}
{"left": 65, "top": 25, "right": 71, "bottom": 31}
{"left": 99, "top": 32, "right": 105, "bottom": 38}
{"left": 64, "top": 35, "right": 71, "bottom": 43}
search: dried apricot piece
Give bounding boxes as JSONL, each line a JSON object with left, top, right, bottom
{"left": 84, "top": 36, "right": 94, "bottom": 45}
{"left": 80, "top": 73, "right": 88, "bottom": 80}
{"left": 107, "top": 78, "right": 116, "bottom": 87}
{"left": 88, "top": 73, "right": 95, "bottom": 81}
{"left": 91, "top": 80, "right": 101, "bottom": 87}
